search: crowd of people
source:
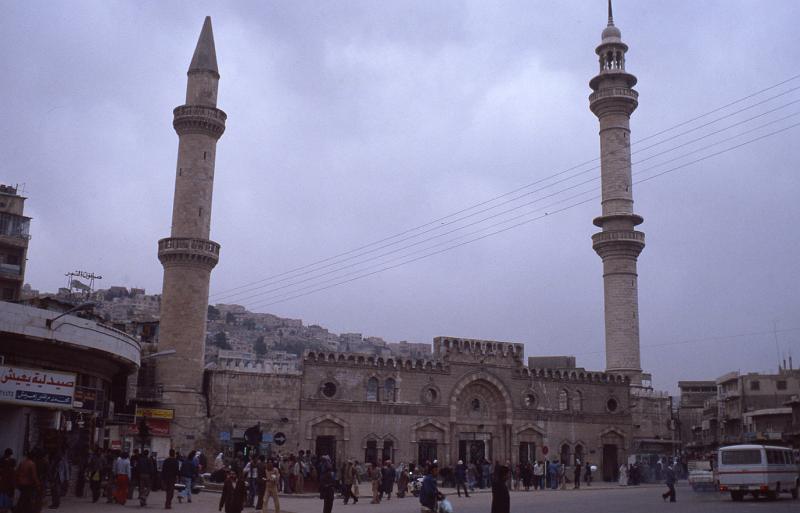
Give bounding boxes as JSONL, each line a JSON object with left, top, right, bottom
{"left": 0, "top": 445, "right": 206, "bottom": 512}
{"left": 0, "top": 444, "right": 688, "bottom": 513}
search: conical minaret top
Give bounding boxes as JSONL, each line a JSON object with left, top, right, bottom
{"left": 185, "top": 16, "right": 220, "bottom": 108}
{"left": 189, "top": 16, "right": 219, "bottom": 77}
{"left": 588, "top": 2, "right": 645, "bottom": 385}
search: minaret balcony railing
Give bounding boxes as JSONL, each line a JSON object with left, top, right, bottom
{"left": 592, "top": 230, "right": 645, "bottom": 259}
{"left": 589, "top": 86, "right": 638, "bottom": 104}
{"left": 173, "top": 104, "right": 227, "bottom": 139}
{"left": 158, "top": 237, "right": 220, "bottom": 269}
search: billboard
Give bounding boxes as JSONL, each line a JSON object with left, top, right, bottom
{"left": 0, "top": 365, "right": 77, "bottom": 409}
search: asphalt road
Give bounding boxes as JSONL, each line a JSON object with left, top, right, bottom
{"left": 36, "top": 482, "right": 799, "bottom": 513}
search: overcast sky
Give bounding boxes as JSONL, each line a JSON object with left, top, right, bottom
{"left": 3, "top": 1, "right": 799, "bottom": 392}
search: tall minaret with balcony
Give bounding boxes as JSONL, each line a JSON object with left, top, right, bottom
{"left": 589, "top": 2, "right": 645, "bottom": 384}
{"left": 157, "top": 16, "right": 226, "bottom": 439}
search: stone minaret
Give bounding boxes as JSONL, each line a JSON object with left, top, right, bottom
{"left": 157, "top": 16, "right": 226, "bottom": 442}
{"left": 589, "top": 1, "right": 644, "bottom": 384}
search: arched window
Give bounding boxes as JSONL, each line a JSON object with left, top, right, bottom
{"left": 366, "top": 377, "right": 379, "bottom": 402}
{"left": 573, "top": 391, "right": 582, "bottom": 412}
{"left": 384, "top": 378, "right": 396, "bottom": 402}
{"left": 574, "top": 444, "right": 584, "bottom": 466}
{"left": 558, "top": 389, "right": 570, "bottom": 411}
{"left": 560, "top": 444, "right": 570, "bottom": 465}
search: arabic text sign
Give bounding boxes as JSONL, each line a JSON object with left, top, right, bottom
{"left": 0, "top": 365, "right": 76, "bottom": 409}
{"left": 135, "top": 407, "right": 174, "bottom": 420}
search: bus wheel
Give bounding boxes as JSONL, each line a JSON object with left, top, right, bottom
{"left": 731, "top": 491, "right": 744, "bottom": 501}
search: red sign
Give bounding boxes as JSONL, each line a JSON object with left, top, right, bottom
{"left": 542, "top": 446, "right": 549, "bottom": 455}
{"left": 125, "top": 418, "right": 171, "bottom": 436}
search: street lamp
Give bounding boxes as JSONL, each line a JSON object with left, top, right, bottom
{"left": 45, "top": 302, "right": 97, "bottom": 329}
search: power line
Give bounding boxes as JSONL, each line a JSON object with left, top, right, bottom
{"left": 210, "top": 74, "right": 800, "bottom": 299}
{"left": 232, "top": 113, "right": 800, "bottom": 307}
{"left": 244, "top": 121, "right": 800, "bottom": 308}
{"left": 215, "top": 98, "right": 800, "bottom": 304}
{"left": 215, "top": 104, "right": 800, "bottom": 305}
{"left": 573, "top": 327, "right": 800, "bottom": 357}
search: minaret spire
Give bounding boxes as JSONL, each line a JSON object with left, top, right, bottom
{"left": 157, "top": 17, "right": 227, "bottom": 449}
{"left": 589, "top": 3, "right": 644, "bottom": 385}
{"left": 189, "top": 16, "right": 219, "bottom": 77}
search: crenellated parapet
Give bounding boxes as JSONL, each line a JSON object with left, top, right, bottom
{"left": 158, "top": 237, "right": 220, "bottom": 270}
{"left": 173, "top": 104, "right": 227, "bottom": 139}
{"left": 303, "top": 350, "right": 448, "bottom": 374}
{"left": 434, "top": 336, "right": 524, "bottom": 367}
{"left": 515, "top": 366, "right": 630, "bottom": 385}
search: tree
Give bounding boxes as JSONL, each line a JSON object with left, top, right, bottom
{"left": 243, "top": 318, "right": 256, "bottom": 330}
{"left": 253, "top": 336, "right": 267, "bottom": 356}
{"left": 225, "top": 312, "right": 236, "bottom": 324}
{"left": 213, "top": 331, "right": 231, "bottom": 350}
{"left": 207, "top": 305, "right": 220, "bottom": 321}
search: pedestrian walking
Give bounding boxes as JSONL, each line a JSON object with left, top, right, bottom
{"left": 661, "top": 464, "right": 676, "bottom": 503}
{"left": 341, "top": 461, "right": 358, "bottom": 505}
{"left": 368, "top": 463, "right": 381, "bottom": 504}
{"left": 419, "top": 463, "right": 443, "bottom": 513}
{"left": 161, "top": 449, "right": 179, "bottom": 509}
{"left": 178, "top": 450, "right": 198, "bottom": 503}
{"left": 112, "top": 452, "right": 131, "bottom": 505}
{"left": 219, "top": 471, "right": 247, "bottom": 513}
{"left": 86, "top": 449, "right": 103, "bottom": 503}
{"left": 584, "top": 461, "right": 592, "bottom": 486}
{"left": 138, "top": 449, "right": 154, "bottom": 507}
{"left": 14, "top": 449, "right": 41, "bottom": 513}
{"left": 318, "top": 456, "right": 335, "bottom": 513}
{"left": 243, "top": 455, "right": 258, "bottom": 507}
{"left": 380, "top": 459, "right": 395, "bottom": 500}
{"left": 258, "top": 459, "right": 280, "bottom": 513}
{"left": 0, "top": 448, "right": 16, "bottom": 513}
{"left": 454, "top": 460, "right": 469, "bottom": 497}
{"left": 491, "top": 465, "right": 510, "bottom": 513}
{"left": 573, "top": 460, "right": 581, "bottom": 489}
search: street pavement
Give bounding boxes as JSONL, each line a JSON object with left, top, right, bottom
{"left": 32, "top": 482, "right": 799, "bottom": 513}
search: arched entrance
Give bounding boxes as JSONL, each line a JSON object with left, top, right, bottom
{"left": 599, "top": 428, "right": 625, "bottom": 482}
{"left": 449, "top": 372, "right": 513, "bottom": 465}
{"left": 306, "top": 414, "right": 349, "bottom": 468}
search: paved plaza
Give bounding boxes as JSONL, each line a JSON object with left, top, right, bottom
{"left": 29, "top": 483, "right": 799, "bottom": 513}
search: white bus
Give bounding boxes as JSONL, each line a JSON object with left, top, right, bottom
{"left": 717, "top": 444, "right": 799, "bottom": 501}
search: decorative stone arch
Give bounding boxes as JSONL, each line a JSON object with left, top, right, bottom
{"left": 558, "top": 439, "right": 572, "bottom": 464}
{"left": 573, "top": 440, "right": 587, "bottom": 465}
{"left": 361, "top": 432, "right": 380, "bottom": 449}
{"left": 511, "top": 422, "right": 546, "bottom": 461}
{"left": 598, "top": 426, "right": 626, "bottom": 444}
{"left": 448, "top": 370, "right": 514, "bottom": 424}
{"left": 305, "top": 414, "right": 351, "bottom": 442}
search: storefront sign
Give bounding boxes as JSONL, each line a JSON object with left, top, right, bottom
{"left": 0, "top": 365, "right": 76, "bottom": 409}
{"left": 74, "top": 386, "right": 103, "bottom": 412}
{"left": 135, "top": 407, "right": 174, "bottom": 420}
{"left": 125, "top": 418, "right": 171, "bottom": 436}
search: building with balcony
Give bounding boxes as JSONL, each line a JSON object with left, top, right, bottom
{"left": 0, "top": 184, "right": 31, "bottom": 301}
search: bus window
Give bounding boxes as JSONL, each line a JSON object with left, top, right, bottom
{"left": 722, "top": 449, "right": 762, "bottom": 465}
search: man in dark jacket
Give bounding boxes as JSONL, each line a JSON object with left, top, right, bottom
{"left": 137, "top": 449, "right": 154, "bottom": 507}
{"left": 455, "top": 460, "right": 469, "bottom": 497}
{"left": 661, "top": 464, "right": 676, "bottom": 502}
{"left": 419, "top": 463, "right": 442, "bottom": 512}
{"left": 219, "top": 471, "right": 247, "bottom": 513}
{"left": 380, "top": 460, "right": 395, "bottom": 500}
{"left": 161, "top": 449, "right": 179, "bottom": 509}
{"left": 491, "top": 465, "right": 510, "bottom": 513}
{"left": 318, "top": 457, "right": 336, "bottom": 513}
